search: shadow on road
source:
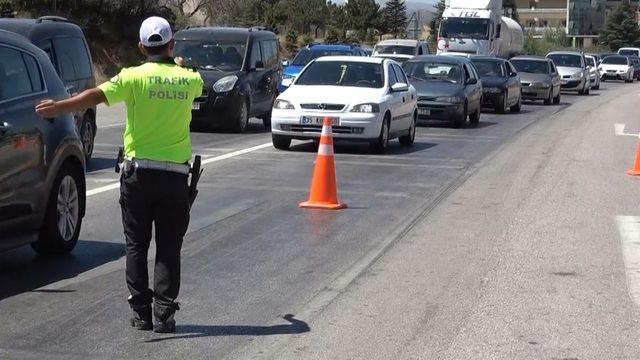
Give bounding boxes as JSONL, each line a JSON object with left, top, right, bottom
{"left": 190, "top": 119, "right": 269, "bottom": 134}
{"left": 288, "top": 140, "right": 436, "bottom": 155}
{"left": 419, "top": 120, "right": 498, "bottom": 129}
{"left": 145, "top": 314, "right": 310, "bottom": 342}
{"left": 0, "top": 240, "right": 124, "bottom": 300}
{"left": 87, "top": 157, "right": 117, "bottom": 173}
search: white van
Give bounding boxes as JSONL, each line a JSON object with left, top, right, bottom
{"left": 372, "top": 39, "right": 429, "bottom": 63}
{"left": 618, "top": 47, "right": 640, "bottom": 57}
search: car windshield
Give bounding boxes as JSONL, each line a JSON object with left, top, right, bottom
{"left": 292, "top": 49, "right": 351, "bottom": 66}
{"left": 547, "top": 54, "right": 582, "bottom": 68}
{"left": 470, "top": 59, "right": 504, "bottom": 77}
{"left": 619, "top": 49, "right": 640, "bottom": 56}
{"left": 511, "top": 60, "right": 549, "bottom": 74}
{"left": 403, "top": 61, "right": 462, "bottom": 84}
{"left": 375, "top": 55, "right": 411, "bottom": 64}
{"left": 174, "top": 40, "right": 246, "bottom": 71}
{"left": 602, "top": 56, "right": 628, "bottom": 65}
{"left": 295, "top": 61, "right": 384, "bottom": 88}
{"left": 585, "top": 57, "right": 595, "bottom": 67}
{"left": 439, "top": 18, "right": 490, "bottom": 40}
{"left": 373, "top": 45, "right": 415, "bottom": 55}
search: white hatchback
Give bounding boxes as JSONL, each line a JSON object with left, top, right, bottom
{"left": 271, "top": 56, "right": 418, "bottom": 153}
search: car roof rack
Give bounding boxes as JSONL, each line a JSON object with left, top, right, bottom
{"left": 36, "top": 16, "right": 70, "bottom": 24}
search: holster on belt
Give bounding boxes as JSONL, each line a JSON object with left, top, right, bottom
{"left": 188, "top": 155, "right": 203, "bottom": 207}
{"left": 115, "top": 147, "right": 124, "bottom": 173}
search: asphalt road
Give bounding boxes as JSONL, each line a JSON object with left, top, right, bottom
{"left": 1, "top": 82, "right": 639, "bottom": 359}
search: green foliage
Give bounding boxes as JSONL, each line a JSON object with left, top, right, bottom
{"left": 601, "top": 0, "right": 640, "bottom": 50}
{"left": 0, "top": 1, "right": 14, "bottom": 17}
{"left": 285, "top": 28, "right": 299, "bottom": 53}
{"left": 383, "top": 0, "right": 407, "bottom": 38}
{"left": 429, "top": 0, "right": 446, "bottom": 45}
{"left": 523, "top": 29, "right": 572, "bottom": 56}
{"left": 324, "top": 26, "right": 342, "bottom": 44}
{"left": 301, "top": 33, "right": 314, "bottom": 46}
{"left": 345, "top": 0, "right": 382, "bottom": 42}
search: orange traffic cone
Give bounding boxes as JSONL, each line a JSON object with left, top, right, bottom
{"left": 299, "top": 117, "right": 347, "bottom": 210}
{"left": 628, "top": 138, "right": 640, "bottom": 176}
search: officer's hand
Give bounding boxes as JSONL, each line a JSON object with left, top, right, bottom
{"left": 35, "top": 99, "right": 59, "bottom": 118}
{"left": 174, "top": 57, "right": 185, "bottom": 67}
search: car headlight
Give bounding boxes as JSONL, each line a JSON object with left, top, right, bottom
{"left": 483, "top": 87, "right": 502, "bottom": 93}
{"left": 570, "top": 72, "right": 583, "bottom": 79}
{"left": 435, "top": 96, "right": 462, "bottom": 103}
{"left": 351, "top": 103, "right": 380, "bottom": 113}
{"left": 213, "top": 75, "right": 238, "bottom": 93}
{"left": 531, "top": 82, "right": 551, "bottom": 89}
{"left": 273, "top": 99, "right": 295, "bottom": 110}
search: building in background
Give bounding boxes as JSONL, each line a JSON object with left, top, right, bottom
{"left": 516, "top": 0, "right": 568, "bottom": 36}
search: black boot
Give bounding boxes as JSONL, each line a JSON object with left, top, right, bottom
{"left": 153, "top": 302, "right": 179, "bottom": 333}
{"left": 130, "top": 305, "right": 152, "bottom": 331}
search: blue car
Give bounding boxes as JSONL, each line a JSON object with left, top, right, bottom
{"left": 279, "top": 43, "right": 368, "bottom": 92}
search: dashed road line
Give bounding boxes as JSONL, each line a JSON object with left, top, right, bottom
{"left": 615, "top": 123, "right": 638, "bottom": 137}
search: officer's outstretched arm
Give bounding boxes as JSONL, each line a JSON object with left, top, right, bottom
{"left": 35, "top": 88, "right": 107, "bottom": 118}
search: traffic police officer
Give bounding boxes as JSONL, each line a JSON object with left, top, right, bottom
{"left": 36, "top": 16, "right": 203, "bottom": 333}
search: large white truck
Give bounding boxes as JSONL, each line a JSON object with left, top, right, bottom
{"left": 437, "top": 0, "right": 523, "bottom": 58}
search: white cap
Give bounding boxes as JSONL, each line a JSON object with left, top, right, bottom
{"left": 139, "top": 16, "right": 172, "bottom": 47}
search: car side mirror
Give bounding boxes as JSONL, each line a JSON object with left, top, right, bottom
{"left": 253, "top": 61, "right": 265, "bottom": 71}
{"left": 282, "top": 59, "right": 290, "bottom": 67}
{"left": 509, "top": 72, "right": 518, "bottom": 78}
{"left": 466, "top": 78, "right": 478, "bottom": 85}
{"left": 391, "top": 83, "right": 409, "bottom": 92}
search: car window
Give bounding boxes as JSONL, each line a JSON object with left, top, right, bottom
{"left": 602, "top": 56, "right": 629, "bottom": 65}
{"left": 53, "top": 37, "right": 92, "bottom": 81}
{"left": 174, "top": 40, "right": 246, "bottom": 71}
{"left": 470, "top": 59, "right": 504, "bottom": 77}
{"left": 549, "top": 61, "right": 556, "bottom": 74}
{"left": 0, "top": 46, "right": 42, "bottom": 101}
{"left": 249, "top": 41, "right": 262, "bottom": 68}
{"left": 507, "top": 62, "right": 517, "bottom": 75}
{"left": 392, "top": 64, "right": 408, "bottom": 84}
{"left": 296, "top": 61, "right": 384, "bottom": 88}
{"left": 260, "top": 40, "right": 278, "bottom": 69}
{"left": 22, "top": 53, "right": 44, "bottom": 93}
{"left": 547, "top": 54, "right": 582, "bottom": 68}
{"left": 418, "top": 47, "right": 423, "bottom": 55}
{"left": 291, "top": 49, "right": 351, "bottom": 66}
{"left": 388, "top": 64, "right": 398, "bottom": 86}
{"left": 403, "top": 61, "right": 463, "bottom": 84}
{"left": 463, "top": 64, "right": 471, "bottom": 81}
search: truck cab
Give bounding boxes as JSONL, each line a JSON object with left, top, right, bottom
{"left": 437, "top": 0, "right": 522, "bottom": 58}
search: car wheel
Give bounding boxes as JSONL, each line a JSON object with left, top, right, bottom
{"left": 80, "top": 114, "right": 95, "bottom": 163}
{"left": 495, "top": 93, "right": 507, "bottom": 114}
{"left": 261, "top": 109, "right": 272, "bottom": 130}
{"left": 233, "top": 99, "right": 249, "bottom": 133}
{"left": 601, "top": 77, "right": 606, "bottom": 82}
{"left": 510, "top": 95, "right": 522, "bottom": 113}
{"left": 469, "top": 103, "right": 481, "bottom": 125}
{"left": 544, "top": 89, "right": 553, "bottom": 105}
{"left": 371, "top": 114, "right": 390, "bottom": 154}
{"left": 32, "top": 163, "right": 84, "bottom": 255}
{"left": 272, "top": 134, "right": 291, "bottom": 150}
{"left": 453, "top": 101, "right": 467, "bottom": 128}
{"left": 553, "top": 90, "right": 561, "bottom": 105}
{"left": 399, "top": 112, "right": 417, "bottom": 146}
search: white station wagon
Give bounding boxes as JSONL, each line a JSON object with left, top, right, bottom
{"left": 271, "top": 56, "right": 418, "bottom": 153}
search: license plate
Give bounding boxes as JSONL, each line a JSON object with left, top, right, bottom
{"left": 300, "top": 116, "right": 339, "bottom": 126}
{"left": 418, "top": 109, "right": 430, "bottom": 116}
{"left": 192, "top": 102, "right": 201, "bottom": 110}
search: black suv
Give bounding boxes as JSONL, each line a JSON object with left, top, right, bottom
{"left": 0, "top": 29, "right": 86, "bottom": 254}
{"left": 0, "top": 16, "right": 97, "bottom": 162}
{"left": 174, "top": 27, "right": 280, "bottom": 132}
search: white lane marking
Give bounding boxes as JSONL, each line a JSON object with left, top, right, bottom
{"left": 86, "top": 142, "right": 272, "bottom": 197}
{"left": 616, "top": 215, "right": 640, "bottom": 306}
{"left": 99, "top": 122, "right": 125, "bottom": 128}
{"left": 615, "top": 123, "right": 639, "bottom": 137}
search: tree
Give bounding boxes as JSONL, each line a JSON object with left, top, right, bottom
{"left": 285, "top": 27, "right": 298, "bottom": 53}
{"left": 429, "top": 0, "right": 446, "bottom": 45}
{"left": 324, "top": 26, "right": 342, "bottom": 43}
{"left": 344, "top": 0, "right": 382, "bottom": 42}
{"left": 601, "top": 0, "right": 640, "bottom": 50}
{"left": 383, "top": 0, "right": 407, "bottom": 38}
